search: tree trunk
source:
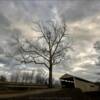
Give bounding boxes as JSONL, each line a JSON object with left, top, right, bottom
{"left": 48, "top": 64, "right": 52, "bottom": 88}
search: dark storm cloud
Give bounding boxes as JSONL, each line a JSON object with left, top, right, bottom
{"left": 0, "top": 13, "right": 10, "bottom": 27}
{"left": 0, "top": 12, "right": 11, "bottom": 34}
{"left": 0, "top": 0, "right": 100, "bottom": 23}
{"left": 0, "top": 55, "right": 11, "bottom": 65}
{"left": 62, "top": 0, "right": 100, "bottom": 22}
{"left": 0, "top": 12, "right": 11, "bottom": 40}
{"left": 0, "top": 47, "right": 4, "bottom": 54}
{"left": 0, "top": 12, "right": 22, "bottom": 53}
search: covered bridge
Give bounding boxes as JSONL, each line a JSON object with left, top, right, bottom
{"left": 60, "top": 74, "right": 100, "bottom": 92}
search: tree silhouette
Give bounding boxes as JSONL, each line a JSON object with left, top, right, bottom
{"left": 0, "top": 75, "right": 7, "bottom": 82}
{"left": 8, "top": 20, "right": 71, "bottom": 88}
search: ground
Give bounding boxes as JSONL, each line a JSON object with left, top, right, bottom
{"left": 0, "top": 88, "right": 100, "bottom": 100}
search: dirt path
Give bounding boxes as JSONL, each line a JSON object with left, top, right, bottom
{"left": 0, "top": 88, "right": 61, "bottom": 99}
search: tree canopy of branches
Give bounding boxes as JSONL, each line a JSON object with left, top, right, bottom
{"left": 8, "top": 20, "right": 71, "bottom": 88}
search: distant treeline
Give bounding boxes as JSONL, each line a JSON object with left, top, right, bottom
{"left": 0, "top": 68, "right": 61, "bottom": 88}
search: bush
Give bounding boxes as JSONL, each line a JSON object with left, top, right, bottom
{"left": 0, "top": 75, "right": 7, "bottom": 82}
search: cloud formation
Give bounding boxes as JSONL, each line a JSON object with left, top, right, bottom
{"left": 0, "top": 0, "right": 100, "bottom": 81}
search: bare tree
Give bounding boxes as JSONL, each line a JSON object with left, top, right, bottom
{"left": 10, "top": 72, "right": 19, "bottom": 83}
{"left": 8, "top": 20, "right": 71, "bottom": 88}
{"left": 29, "top": 70, "right": 35, "bottom": 83}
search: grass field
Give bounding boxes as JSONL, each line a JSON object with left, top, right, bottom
{"left": 0, "top": 88, "right": 100, "bottom": 100}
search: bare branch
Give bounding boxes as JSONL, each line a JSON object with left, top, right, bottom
{"left": 35, "top": 22, "right": 50, "bottom": 45}
{"left": 19, "top": 43, "right": 49, "bottom": 62}
{"left": 33, "top": 60, "right": 49, "bottom": 69}
{"left": 52, "top": 30, "right": 66, "bottom": 57}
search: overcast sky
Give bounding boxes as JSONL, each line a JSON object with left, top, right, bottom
{"left": 0, "top": 0, "right": 100, "bottom": 81}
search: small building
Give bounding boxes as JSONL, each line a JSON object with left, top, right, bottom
{"left": 60, "top": 74, "right": 75, "bottom": 88}
{"left": 60, "top": 74, "right": 100, "bottom": 92}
